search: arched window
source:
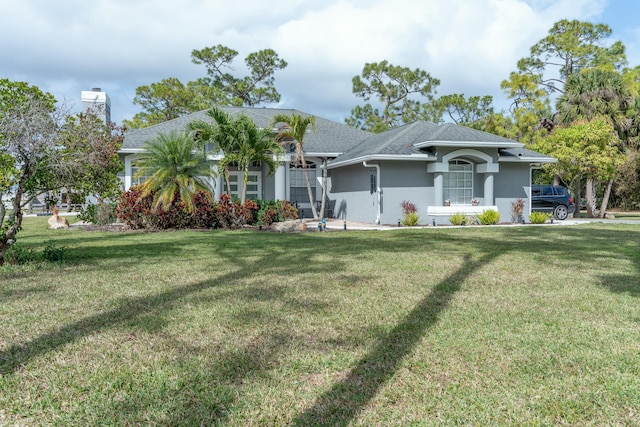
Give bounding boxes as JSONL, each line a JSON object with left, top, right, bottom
{"left": 289, "top": 161, "right": 316, "bottom": 204}
{"left": 444, "top": 160, "right": 473, "bottom": 204}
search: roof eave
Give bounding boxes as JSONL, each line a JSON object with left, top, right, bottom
{"left": 328, "top": 154, "right": 435, "bottom": 169}
{"left": 414, "top": 140, "right": 524, "bottom": 149}
{"left": 498, "top": 157, "right": 556, "bottom": 163}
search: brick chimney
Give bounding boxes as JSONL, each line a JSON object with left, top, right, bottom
{"left": 81, "top": 87, "right": 111, "bottom": 124}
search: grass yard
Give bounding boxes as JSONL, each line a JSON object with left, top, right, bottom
{"left": 1, "top": 217, "right": 639, "bottom": 426}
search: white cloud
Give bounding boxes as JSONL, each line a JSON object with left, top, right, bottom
{"left": 0, "top": 0, "right": 631, "bottom": 124}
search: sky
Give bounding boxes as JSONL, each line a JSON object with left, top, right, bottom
{"left": 1, "top": 0, "right": 639, "bottom": 126}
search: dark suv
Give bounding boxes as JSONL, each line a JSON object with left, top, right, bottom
{"left": 531, "top": 184, "right": 576, "bottom": 220}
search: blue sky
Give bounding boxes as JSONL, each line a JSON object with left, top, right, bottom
{"left": 1, "top": 0, "right": 638, "bottom": 126}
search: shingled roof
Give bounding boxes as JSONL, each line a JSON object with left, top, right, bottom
{"left": 121, "top": 107, "right": 554, "bottom": 165}
{"left": 120, "top": 107, "right": 370, "bottom": 155}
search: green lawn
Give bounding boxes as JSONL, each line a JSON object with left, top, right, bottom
{"left": 1, "top": 218, "right": 639, "bottom": 426}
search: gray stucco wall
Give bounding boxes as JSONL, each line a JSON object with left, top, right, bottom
{"left": 328, "top": 161, "right": 431, "bottom": 224}
{"left": 329, "top": 158, "right": 535, "bottom": 225}
{"left": 327, "top": 164, "right": 379, "bottom": 223}
{"left": 494, "top": 162, "right": 531, "bottom": 221}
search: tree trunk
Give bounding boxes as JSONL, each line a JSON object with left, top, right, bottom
{"left": 303, "top": 168, "right": 318, "bottom": 219}
{"left": 598, "top": 179, "right": 614, "bottom": 218}
{"left": 240, "top": 168, "right": 248, "bottom": 205}
{"left": 572, "top": 178, "right": 582, "bottom": 219}
{"left": 224, "top": 165, "right": 231, "bottom": 197}
{"left": 301, "top": 155, "right": 318, "bottom": 219}
{"left": 319, "top": 157, "right": 328, "bottom": 219}
{"left": 0, "top": 186, "right": 25, "bottom": 266}
{"left": 586, "top": 177, "right": 596, "bottom": 218}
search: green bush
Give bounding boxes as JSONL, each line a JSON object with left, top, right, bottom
{"left": 256, "top": 199, "right": 299, "bottom": 226}
{"left": 477, "top": 209, "right": 500, "bottom": 225}
{"left": 529, "top": 211, "right": 550, "bottom": 224}
{"left": 401, "top": 211, "right": 420, "bottom": 226}
{"left": 78, "top": 203, "right": 116, "bottom": 225}
{"left": 5, "top": 245, "right": 36, "bottom": 265}
{"left": 449, "top": 212, "right": 468, "bottom": 226}
{"left": 43, "top": 240, "right": 66, "bottom": 263}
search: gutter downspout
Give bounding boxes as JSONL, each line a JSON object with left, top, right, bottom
{"left": 363, "top": 161, "right": 381, "bottom": 224}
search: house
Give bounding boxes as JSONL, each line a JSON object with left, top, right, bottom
{"left": 118, "top": 106, "right": 555, "bottom": 225}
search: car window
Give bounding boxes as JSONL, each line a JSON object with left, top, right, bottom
{"left": 532, "top": 188, "right": 541, "bottom": 196}
{"left": 542, "top": 187, "right": 553, "bottom": 196}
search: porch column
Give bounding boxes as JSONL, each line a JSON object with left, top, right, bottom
{"left": 434, "top": 172, "right": 444, "bottom": 206}
{"left": 215, "top": 174, "right": 223, "bottom": 201}
{"left": 483, "top": 173, "right": 494, "bottom": 205}
{"left": 274, "top": 163, "right": 286, "bottom": 201}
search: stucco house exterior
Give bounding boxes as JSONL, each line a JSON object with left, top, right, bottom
{"left": 118, "top": 106, "right": 555, "bottom": 225}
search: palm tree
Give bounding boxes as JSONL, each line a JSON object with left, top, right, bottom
{"left": 556, "top": 68, "right": 632, "bottom": 139}
{"left": 189, "top": 108, "right": 283, "bottom": 204}
{"left": 135, "top": 130, "right": 214, "bottom": 212}
{"left": 270, "top": 113, "right": 318, "bottom": 218}
{"left": 187, "top": 108, "right": 237, "bottom": 197}
{"left": 230, "top": 114, "right": 282, "bottom": 203}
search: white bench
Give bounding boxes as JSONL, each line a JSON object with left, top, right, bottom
{"left": 427, "top": 205, "right": 498, "bottom": 217}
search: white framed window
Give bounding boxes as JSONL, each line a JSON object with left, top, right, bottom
{"left": 444, "top": 160, "right": 473, "bottom": 204}
{"left": 131, "top": 165, "right": 148, "bottom": 186}
{"left": 224, "top": 171, "right": 262, "bottom": 200}
{"left": 289, "top": 161, "right": 316, "bottom": 204}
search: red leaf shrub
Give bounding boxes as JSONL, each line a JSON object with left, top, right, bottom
{"left": 214, "top": 194, "right": 259, "bottom": 229}
{"left": 115, "top": 186, "right": 217, "bottom": 230}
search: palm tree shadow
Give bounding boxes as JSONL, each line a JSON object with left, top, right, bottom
{"left": 293, "top": 252, "right": 493, "bottom": 426}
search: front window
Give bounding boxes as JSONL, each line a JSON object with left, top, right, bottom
{"left": 224, "top": 171, "right": 262, "bottom": 200}
{"left": 444, "top": 160, "right": 473, "bottom": 204}
{"left": 289, "top": 161, "right": 316, "bottom": 204}
{"left": 131, "top": 165, "right": 148, "bottom": 186}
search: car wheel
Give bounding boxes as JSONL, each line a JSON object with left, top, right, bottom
{"left": 554, "top": 205, "right": 568, "bottom": 220}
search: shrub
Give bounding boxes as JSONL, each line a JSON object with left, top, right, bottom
{"left": 256, "top": 200, "right": 299, "bottom": 226}
{"left": 449, "top": 212, "right": 468, "bottom": 226}
{"left": 114, "top": 186, "right": 151, "bottom": 229}
{"left": 529, "top": 211, "right": 551, "bottom": 224}
{"left": 401, "top": 200, "right": 417, "bottom": 216}
{"left": 401, "top": 211, "right": 420, "bottom": 226}
{"left": 43, "top": 240, "right": 66, "bottom": 262}
{"left": 114, "top": 186, "right": 217, "bottom": 230}
{"left": 214, "top": 194, "right": 259, "bottom": 229}
{"left": 79, "top": 202, "right": 116, "bottom": 225}
{"left": 477, "top": 209, "right": 500, "bottom": 225}
{"left": 399, "top": 200, "right": 419, "bottom": 226}
{"left": 5, "top": 245, "right": 36, "bottom": 265}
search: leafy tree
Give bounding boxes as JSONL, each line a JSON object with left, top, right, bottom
{"left": 501, "top": 19, "right": 626, "bottom": 139}
{"left": 613, "top": 148, "right": 640, "bottom": 210}
{"left": 434, "top": 94, "right": 494, "bottom": 127}
{"left": 346, "top": 61, "right": 440, "bottom": 132}
{"left": 126, "top": 46, "right": 287, "bottom": 129}
{"left": 271, "top": 113, "right": 319, "bottom": 218}
{"left": 517, "top": 19, "right": 626, "bottom": 94}
{"left": 191, "top": 45, "right": 288, "bottom": 107}
{"left": 57, "top": 106, "right": 125, "bottom": 202}
{"left": 534, "top": 118, "right": 622, "bottom": 217}
{"left": 0, "top": 79, "right": 123, "bottom": 265}
{"left": 124, "top": 77, "right": 210, "bottom": 129}
{"left": 135, "top": 130, "right": 215, "bottom": 213}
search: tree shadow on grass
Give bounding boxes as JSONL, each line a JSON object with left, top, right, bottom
{"left": 292, "top": 252, "right": 495, "bottom": 426}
